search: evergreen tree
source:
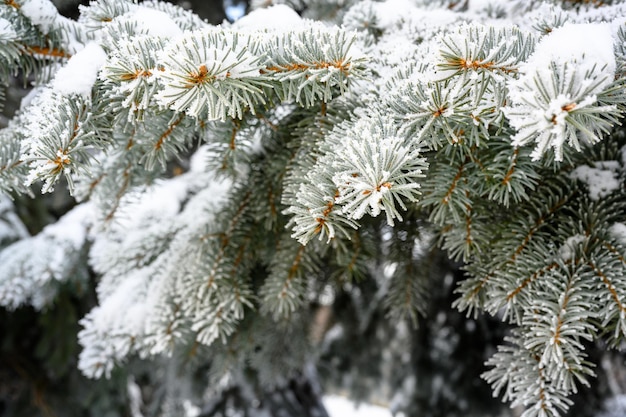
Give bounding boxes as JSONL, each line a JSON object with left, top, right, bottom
{"left": 1, "top": 0, "right": 626, "bottom": 416}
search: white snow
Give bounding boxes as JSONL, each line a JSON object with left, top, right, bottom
{"left": 233, "top": 5, "right": 303, "bottom": 31}
{"left": 182, "top": 400, "right": 201, "bottom": 417}
{"left": 78, "top": 269, "right": 150, "bottom": 377}
{"left": 0, "top": 195, "right": 12, "bottom": 214}
{"left": 323, "top": 395, "right": 392, "bottom": 417}
{"left": 0, "top": 202, "right": 94, "bottom": 310}
{"left": 127, "top": 377, "right": 144, "bottom": 417}
{"left": 52, "top": 43, "right": 107, "bottom": 97}
{"left": 20, "top": 0, "right": 59, "bottom": 34}
{"left": 189, "top": 145, "right": 212, "bottom": 173}
{"left": 43, "top": 202, "right": 94, "bottom": 249}
{"left": 0, "top": 195, "right": 29, "bottom": 241}
{"left": 595, "top": 160, "right": 621, "bottom": 171}
{"left": 225, "top": 2, "right": 247, "bottom": 22}
{"left": 524, "top": 23, "right": 616, "bottom": 90}
{"left": 609, "top": 223, "right": 626, "bottom": 246}
{"left": 130, "top": 7, "right": 184, "bottom": 39}
{"left": 17, "top": 0, "right": 86, "bottom": 55}
{"left": 372, "top": 0, "right": 417, "bottom": 30}
{"left": 570, "top": 164, "right": 620, "bottom": 201}
{"left": 19, "top": 86, "right": 45, "bottom": 111}
{"left": 113, "top": 177, "right": 189, "bottom": 229}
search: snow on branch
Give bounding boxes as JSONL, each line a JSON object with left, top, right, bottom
{"left": 287, "top": 114, "right": 427, "bottom": 244}
{"left": 0, "top": 203, "right": 93, "bottom": 310}
{"left": 506, "top": 23, "right": 624, "bottom": 161}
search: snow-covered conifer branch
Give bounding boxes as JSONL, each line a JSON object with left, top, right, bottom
{"left": 156, "top": 30, "right": 268, "bottom": 121}
{"left": 19, "top": 90, "right": 103, "bottom": 193}
{"left": 99, "top": 36, "right": 168, "bottom": 122}
{"left": 419, "top": 150, "right": 477, "bottom": 227}
{"left": 391, "top": 77, "right": 472, "bottom": 148}
{"left": 0, "top": 194, "right": 28, "bottom": 249}
{"left": 484, "top": 142, "right": 540, "bottom": 206}
{"left": 483, "top": 331, "right": 575, "bottom": 417}
{"left": 0, "top": 14, "right": 24, "bottom": 83}
{"left": 484, "top": 259, "right": 598, "bottom": 416}
{"left": 521, "top": 263, "right": 596, "bottom": 387}
{"left": 287, "top": 114, "right": 427, "bottom": 244}
{"left": 0, "top": 125, "right": 29, "bottom": 194}
{"left": 3, "top": 0, "right": 626, "bottom": 415}
{"left": 506, "top": 23, "right": 625, "bottom": 161}
{"left": 436, "top": 24, "right": 534, "bottom": 81}
{"left": 453, "top": 180, "right": 574, "bottom": 319}
{"left": 0, "top": 203, "right": 92, "bottom": 310}
{"left": 260, "top": 234, "right": 312, "bottom": 320}
{"left": 0, "top": 2, "right": 66, "bottom": 85}
{"left": 261, "top": 27, "right": 366, "bottom": 106}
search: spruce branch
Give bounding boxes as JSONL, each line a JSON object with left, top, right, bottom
{"left": 436, "top": 23, "right": 534, "bottom": 81}
{"left": 0, "top": 203, "right": 92, "bottom": 310}
{"left": 3, "top": 1, "right": 626, "bottom": 415}
{"left": 332, "top": 116, "right": 427, "bottom": 226}
{"left": 77, "top": 0, "right": 137, "bottom": 32}
{"left": 485, "top": 142, "right": 539, "bottom": 206}
{"left": 0, "top": 5, "right": 66, "bottom": 83}
{"left": 589, "top": 246, "right": 626, "bottom": 345}
{"left": 20, "top": 91, "right": 101, "bottom": 193}
{"left": 287, "top": 114, "right": 427, "bottom": 244}
{"left": 506, "top": 23, "right": 624, "bottom": 161}
{"left": 261, "top": 26, "right": 366, "bottom": 106}
{"left": 419, "top": 154, "right": 471, "bottom": 225}
{"left": 287, "top": 178, "right": 357, "bottom": 244}
{"left": 260, "top": 235, "right": 311, "bottom": 320}
{"left": 453, "top": 182, "right": 573, "bottom": 317}
{"left": 521, "top": 260, "right": 596, "bottom": 389}
{"left": 156, "top": 30, "right": 268, "bottom": 121}
{"left": 507, "top": 62, "right": 623, "bottom": 161}
{"left": 483, "top": 331, "right": 575, "bottom": 417}
{"left": 382, "top": 224, "right": 431, "bottom": 327}
{"left": 439, "top": 199, "right": 492, "bottom": 262}
{"left": 484, "top": 259, "right": 598, "bottom": 417}
{"left": 99, "top": 35, "right": 167, "bottom": 122}
{"left": 0, "top": 126, "right": 29, "bottom": 194}
{"left": 392, "top": 77, "right": 472, "bottom": 149}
